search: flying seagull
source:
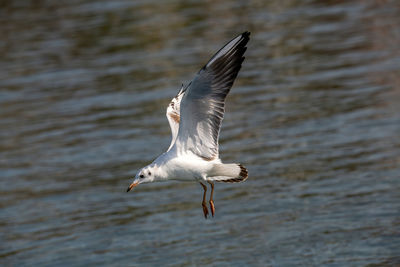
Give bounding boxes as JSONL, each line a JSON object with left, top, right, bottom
{"left": 127, "top": 31, "right": 250, "bottom": 218}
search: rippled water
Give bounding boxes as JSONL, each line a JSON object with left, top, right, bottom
{"left": 1, "top": 0, "right": 400, "bottom": 266}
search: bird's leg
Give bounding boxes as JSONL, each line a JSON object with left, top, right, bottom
{"left": 199, "top": 182, "right": 209, "bottom": 218}
{"left": 207, "top": 181, "right": 215, "bottom": 217}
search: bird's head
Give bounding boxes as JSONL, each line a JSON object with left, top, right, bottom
{"left": 126, "top": 165, "right": 156, "bottom": 192}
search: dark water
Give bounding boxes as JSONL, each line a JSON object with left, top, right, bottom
{"left": 1, "top": 0, "right": 400, "bottom": 266}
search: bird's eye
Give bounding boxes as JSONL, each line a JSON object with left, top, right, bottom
{"left": 139, "top": 174, "right": 144, "bottom": 178}
{"left": 148, "top": 171, "right": 151, "bottom": 176}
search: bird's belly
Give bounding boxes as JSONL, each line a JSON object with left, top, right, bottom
{"left": 166, "top": 157, "right": 212, "bottom": 182}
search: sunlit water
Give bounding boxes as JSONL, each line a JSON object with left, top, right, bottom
{"left": 1, "top": 0, "right": 400, "bottom": 266}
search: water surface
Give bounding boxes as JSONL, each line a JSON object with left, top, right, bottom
{"left": 1, "top": 0, "right": 400, "bottom": 266}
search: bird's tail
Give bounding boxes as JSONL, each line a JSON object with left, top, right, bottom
{"left": 207, "top": 163, "right": 248, "bottom": 183}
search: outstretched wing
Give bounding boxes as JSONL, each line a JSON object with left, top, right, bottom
{"left": 175, "top": 31, "right": 250, "bottom": 160}
{"left": 166, "top": 84, "right": 187, "bottom": 151}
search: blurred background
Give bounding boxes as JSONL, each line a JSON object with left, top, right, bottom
{"left": 1, "top": 0, "right": 399, "bottom": 265}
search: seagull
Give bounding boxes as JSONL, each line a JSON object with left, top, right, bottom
{"left": 127, "top": 31, "right": 250, "bottom": 218}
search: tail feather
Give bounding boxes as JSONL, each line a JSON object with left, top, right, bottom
{"left": 208, "top": 163, "right": 248, "bottom": 183}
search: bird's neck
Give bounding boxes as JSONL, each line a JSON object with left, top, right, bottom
{"left": 149, "top": 162, "right": 169, "bottom": 182}
{"left": 151, "top": 152, "right": 173, "bottom": 182}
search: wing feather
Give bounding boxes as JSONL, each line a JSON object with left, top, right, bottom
{"left": 166, "top": 85, "right": 186, "bottom": 151}
{"left": 174, "top": 32, "right": 250, "bottom": 159}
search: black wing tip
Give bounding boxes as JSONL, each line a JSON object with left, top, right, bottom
{"left": 224, "top": 31, "right": 250, "bottom": 56}
{"left": 231, "top": 31, "right": 250, "bottom": 49}
{"left": 241, "top": 31, "right": 251, "bottom": 39}
{"left": 239, "top": 31, "right": 251, "bottom": 45}
{"left": 200, "top": 31, "right": 250, "bottom": 71}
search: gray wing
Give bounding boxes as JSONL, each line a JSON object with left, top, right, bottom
{"left": 174, "top": 31, "right": 250, "bottom": 160}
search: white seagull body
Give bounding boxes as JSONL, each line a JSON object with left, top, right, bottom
{"left": 127, "top": 32, "right": 250, "bottom": 218}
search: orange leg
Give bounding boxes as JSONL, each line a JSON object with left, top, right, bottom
{"left": 200, "top": 182, "right": 209, "bottom": 218}
{"left": 207, "top": 181, "right": 215, "bottom": 217}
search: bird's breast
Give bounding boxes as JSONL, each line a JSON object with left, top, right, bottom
{"left": 162, "top": 155, "right": 212, "bottom": 182}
